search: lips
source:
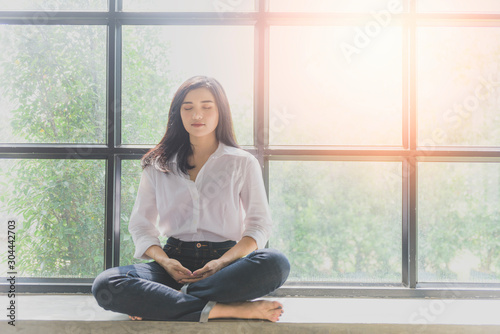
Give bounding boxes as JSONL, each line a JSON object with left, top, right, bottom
{"left": 191, "top": 123, "right": 204, "bottom": 127}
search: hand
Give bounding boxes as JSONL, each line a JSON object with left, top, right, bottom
{"left": 159, "top": 258, "right": 201, "bottom": 284}
{"left": 179, "top": 259, "right": 225, "bottom": 284}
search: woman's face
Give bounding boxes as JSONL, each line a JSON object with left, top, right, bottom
{"left": 180, "top": 87, "right": 219, "bottom": 141}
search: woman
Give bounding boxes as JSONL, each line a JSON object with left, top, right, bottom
{"left": 92, "top": 76, "right": 290, "bottom": 322}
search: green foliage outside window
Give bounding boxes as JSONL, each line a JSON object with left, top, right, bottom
{"left": 0, "top": 24, "right": 172, "bottom": 277}
{"left": 270, "top": 161, "right": 402, "bottom": 282}
{"left": 0, "top": 12, "right": 498, "bottom": 283}
{"left": 0, "top": 24, "right": 107, "bottom": 277}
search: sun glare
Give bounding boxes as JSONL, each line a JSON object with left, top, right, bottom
{"left": 270, "top": 24, "right": 402, "bottom": 146}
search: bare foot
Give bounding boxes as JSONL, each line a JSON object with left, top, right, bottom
{"left": 208, "top": 300, "right": 284, "bottom": 322}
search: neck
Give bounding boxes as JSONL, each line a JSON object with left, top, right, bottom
{"left": 190, "top": 135, "right": 219, "bottom": 158}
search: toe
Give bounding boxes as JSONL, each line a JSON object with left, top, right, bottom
{"left": 271, "top": 301, "right": 283, "bottom": 309}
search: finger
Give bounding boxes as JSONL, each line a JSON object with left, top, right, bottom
{"left": 192, "top": 267, "right": 209, "bottom": 276}
{"left": 179, "top": 276, "right": 207, "bottom": 284}
{"left": 193, "top": 263, "right": 215, "bottom": 276}
{"left": 174, "top": 266, "right": 193, "bottom": 276}
{"left": 168, "top": 263, "right": 193, "bottom": 277}
{"left": 179, "top": 278, "right": 202, "bottom": 284}
{"left": 176, "top": 270, "right": 195, "bottom": 279}
{"left": 176, "top": 272, "right": 204, "bottom": 283}
{"left": 181, "top": 273, "right": 205, "bottom": 281}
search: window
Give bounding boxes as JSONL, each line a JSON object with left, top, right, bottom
{"left": 418, "top": 27, "right": 500, "bottom": 147}
{"left": 270, "top": 161, "right": 402, "bottom": 282}
{"left": 122, "top": 0, "right": 256, "bottom": 13}
{"left": 0, "top": 1, "right": 499, "bottom": 296}
{"left": 269, "top": 26, "right": 402, "bottom": 145}
{"left": 0, "top": 0, "right": 107, "bottom": 11}
{"left": 0, "top": 25, "right": 107, "bottom": 144}
{"left": 0, "top": 159, "right": 105, "bottom": 278}
{"left": 418, "top": 162, "right": 500, "bottom": 283}
{"left": 121, "top": 25, "right": 254, "bottom": 145}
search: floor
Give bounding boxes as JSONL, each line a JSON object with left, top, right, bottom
{"left": 1, "top": 294, "right": 500, "bottom": 333}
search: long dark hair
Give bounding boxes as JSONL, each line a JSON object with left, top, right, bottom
{"left": 141, "top": 76, "right": 239, "bottom": 174}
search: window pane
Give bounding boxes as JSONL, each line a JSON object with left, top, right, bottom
{"left": 120, "top": 160, "right": 169, "bottom": 265}
{"left": 418, "top": 0, "right": 500, "bottom": 13}
{"left": 122, "top": 26, "right": 253, "bottom": 146}
{"left": 122, "top": 0, "right": 255, "bottom": 12}
{"left": 270, "top": 26, "right": 402, "bottom": 145}
{"left": 270, "top": 0, "right": 405, "bottom": 12}
{"left": 418, "top": 162, "right": 500, "bottom": 283}
{"left": 0, "top": 25, "right": 107, "bottom": 144}
{"left": 0, "top": 159, "right": 105, "bottom": 278}
{"left": 120, "top": 160, "right": 142, "bottom": 265}
{"left": 269, "top": 161, "right": 402, "bottom": 282}
{"left": 417, "top": 28, "right": 500, "bottom": 147}
{"left": 0, "top": 0, "right": 107, "bottom": 11}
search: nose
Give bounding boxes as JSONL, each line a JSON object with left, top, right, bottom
{"left": 192, "top": 108, "right": 203, "bottom": 120}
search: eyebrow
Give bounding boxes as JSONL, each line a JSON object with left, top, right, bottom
{"left": 182, "top": 100, "right": 214, "bottom": 104}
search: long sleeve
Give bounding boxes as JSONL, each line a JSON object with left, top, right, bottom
{"left": 239, "top": 156, "right": 273, "bottom": 249}
{"left": 128, "top": 166, "right": 162, "bottom": 260}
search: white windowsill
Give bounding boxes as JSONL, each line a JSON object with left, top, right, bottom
{"left": 1, "top": 294, "right": 499, "bottom": 333}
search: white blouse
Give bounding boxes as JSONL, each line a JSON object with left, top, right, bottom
{"left": 128, "top": 142, "right": 273, "bottom": 260}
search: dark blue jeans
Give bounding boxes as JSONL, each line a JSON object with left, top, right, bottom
{"left": 92, "top": 238, "right": 290, "bottom": 322}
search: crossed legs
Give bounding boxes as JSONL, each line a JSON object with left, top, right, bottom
{"left": 92, "top": 248, "right": 290, "bottom": 322}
